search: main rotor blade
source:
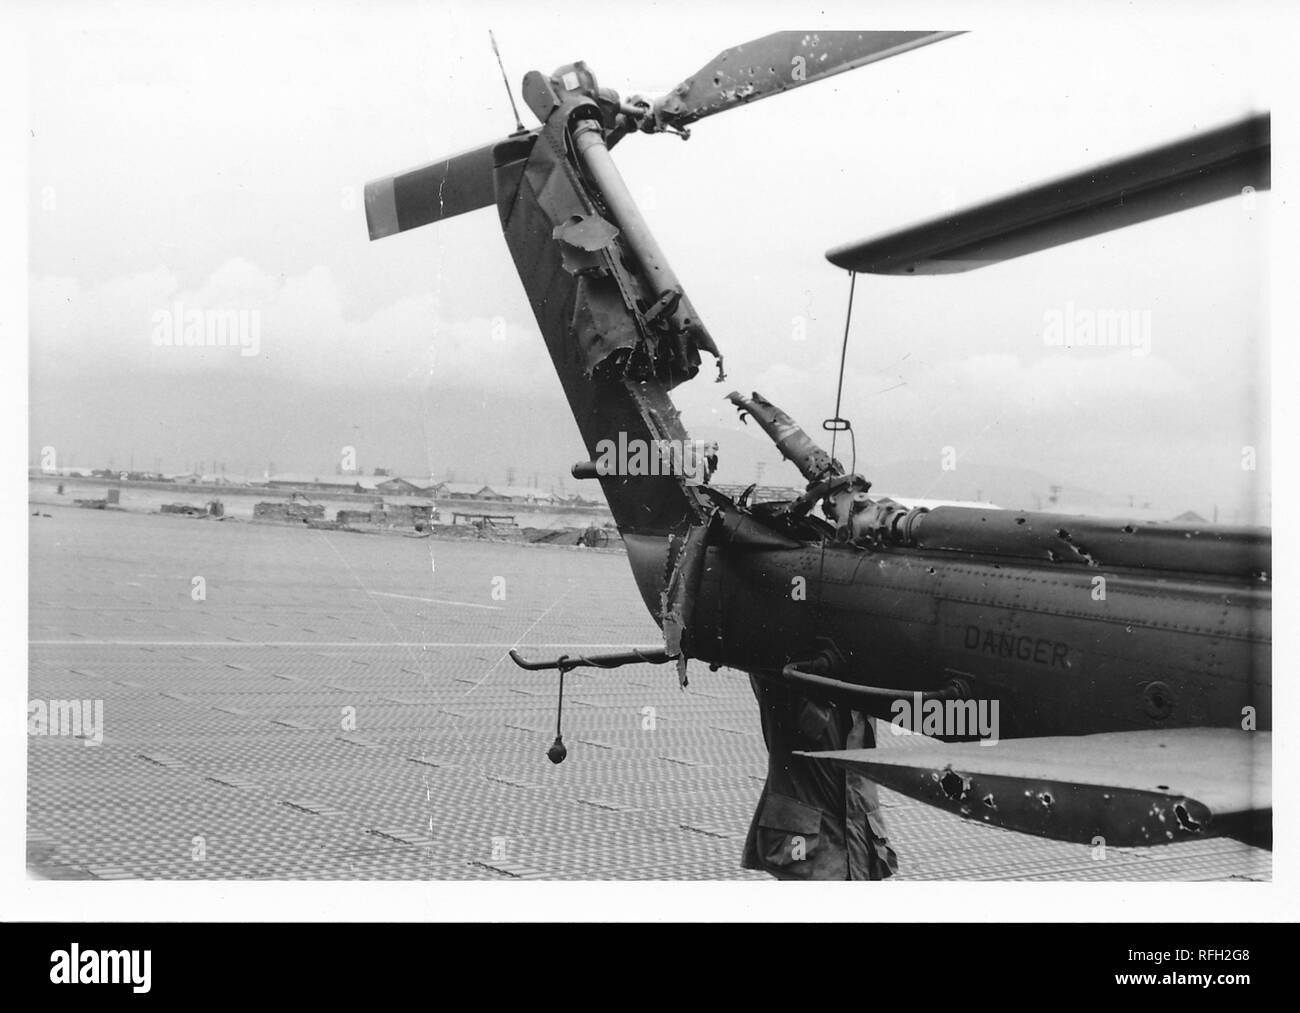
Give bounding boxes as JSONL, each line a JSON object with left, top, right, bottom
{"left": 364, "top": 139, "right": 503, "bottom": 240}
{"left": 655, "top": 30, "right": 962, "bottom": 128}
{"left": 826, "top": 112, "right": 1270, "bottom": 275}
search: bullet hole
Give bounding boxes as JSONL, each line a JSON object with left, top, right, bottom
{"left": 1174, "top": 804, "right": 1202, "bottom": 833}
{"left": 1143, "top": 682, "right": 1175, "bottom": 720}
{"left": 1038, "top": 791, "right": 1054, "bottom": 808}
{"left": 1015, "top": 516, "right": 1026, "bottom": 525}
{"left": 981, "top": 793, "right": 997, "bottom": 810}
{"left": 1123, "top": 525, "right": 1136, "bottom": 534}
{"left": 939, "top": 770, "right": 969, "bottom": 801}
{"left": 1156, "top": 784, "right": 1170, "bottom": 790}
{"left": 1057, "top": 528, "right": 1071, "bottom": 540}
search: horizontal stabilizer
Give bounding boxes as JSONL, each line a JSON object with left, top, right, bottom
{"left": 799, "top": 728, "right": 1270, "bottom": 848}
{"left": 826, "top": 113, "right": 1269, "bottom": 274}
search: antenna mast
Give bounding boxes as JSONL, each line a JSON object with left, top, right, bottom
{"left": 489, "top": 30, "right": 526, "bottom": 133}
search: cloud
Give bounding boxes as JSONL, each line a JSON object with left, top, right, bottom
{"left": 30, "top": 259, "right": 557, "bottom": 393}
{"left": 730, "top": 347, "right": 1199, "bottom": 440}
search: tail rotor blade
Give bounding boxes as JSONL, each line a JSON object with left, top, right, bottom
{"left": 653, "top": 30, "right": 962, "bottom": 129}
{"left": 364, "top": 139, "right": 505, "bottom": 240}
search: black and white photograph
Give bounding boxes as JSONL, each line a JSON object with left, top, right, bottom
{"left": 5, "top": 0, "right": 1296, "bottom": 936}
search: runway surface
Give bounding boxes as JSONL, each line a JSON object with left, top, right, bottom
{"left": 27, "top": 506, "right": 1271, "bottom": 880}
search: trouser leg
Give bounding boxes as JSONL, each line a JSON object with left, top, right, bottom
{"left": 741, "top": 674, "right": 898, "bottom": 880}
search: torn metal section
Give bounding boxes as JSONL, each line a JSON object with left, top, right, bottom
{"left": 727, "top": 391, "right": 841, "bottom": 484}
{"left": 552, "top": 212, "right": 620, "bottom": 274}
{"left": 509, "top": 96, "right": 723, "bottom": 388}
{"left": 725, "top": 390, "right": 928, "bottom": 547}
{"left": 568, "top": 275, "right": 637, "bottom": 375}
{"left": 569, "top": 114, "right": 723, "bottom": 383}
{"left": 660, "top": 518, "right": 713, "bottom": 685}
{"left": 552, "top": 212, "right": 619, "bottom": 252}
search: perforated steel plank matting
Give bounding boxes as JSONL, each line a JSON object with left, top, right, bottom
{"left": 28, "top": 508, "right": 1271, "bottom": 881}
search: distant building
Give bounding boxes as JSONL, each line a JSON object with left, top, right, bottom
{"left": 350, "top": 476, "right": 427, "bottom": 496}
{"left": 266, "top": 472, "right": 360, "bottom": 493}
{"left": 436, "top": 482, "right": 492, "bottom": 500}
{"left": 28, "top": 466, "right": 92, "bottom": 479}
{"left": 479, "top": 485, "right": 557, "bottom": 504}
{"left": 375, "top": 477, "right": 423, "bottom": 496}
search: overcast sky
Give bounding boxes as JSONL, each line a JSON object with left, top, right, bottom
{"left": 26, "top": 1, "right": 1273, "bottom": 521}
